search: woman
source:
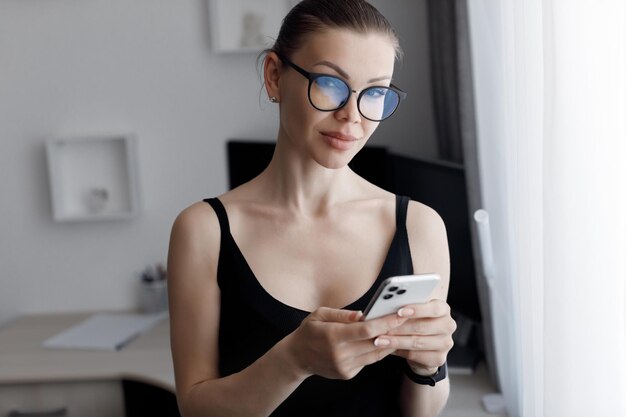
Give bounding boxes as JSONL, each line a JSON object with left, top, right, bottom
{"left": 167, "top": 1, "right": 456, "bottom": 416}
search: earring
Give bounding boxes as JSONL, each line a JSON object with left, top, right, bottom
{"left": 269, "top": 96, "right": 279, "bottom": 103}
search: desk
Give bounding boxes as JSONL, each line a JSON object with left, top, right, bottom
{"left": 0, "top": 313, "right": 503, "bottom": 417}
{"left": 0, "top": 312, "right": 175, "bottom": 416}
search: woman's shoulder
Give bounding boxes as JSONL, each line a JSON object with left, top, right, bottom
{"left": 405, "top": 199, "right": 450, "bottom": 284}
{"left": 405, "top": 199, "right": 447, "bottom": 240}
{"left": 170, "top": 200, "right": 222, "bottom": 253}
{"left": 172, "top": 186, "right": 264, "bottom": 234}
{"left": 174, "top": 199, "right": 218, "bottom": 226}
{"left": 174, "top": 186, "right": 248, "bottom": 220}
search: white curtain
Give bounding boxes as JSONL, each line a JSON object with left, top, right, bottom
{"left": 467, "top": 1, "right": 625, "bottom": 417}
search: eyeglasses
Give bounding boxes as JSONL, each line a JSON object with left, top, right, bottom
{"left": 277, "top": 53, "right": 407, "bottom": 122}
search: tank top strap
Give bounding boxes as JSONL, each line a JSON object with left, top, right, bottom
{"left": 395, "top": 195, "right": 411, "bottom": 233}
{"left": 203, "top": 197, "right": 230, "bottom": 235}
{"left": 393, "top": 195, "right": 414, "bottom": 274}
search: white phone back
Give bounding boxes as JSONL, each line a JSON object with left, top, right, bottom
{"left": 363, "top": 274, "right": 440, "bottom": 320}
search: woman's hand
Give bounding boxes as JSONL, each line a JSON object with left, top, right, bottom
{"left": 374, "top": 300, "right": 456, "bottom": 375}
{"left": 282, "top": 307, "right": 408, "bottom": 380}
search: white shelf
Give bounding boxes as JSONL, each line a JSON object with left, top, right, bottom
{"left": 45, "top": 134, "right": 141, "bottom": 222}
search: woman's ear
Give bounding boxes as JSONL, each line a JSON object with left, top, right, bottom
{"left": 263, "top": 51, "right": 282, "bottom": 101}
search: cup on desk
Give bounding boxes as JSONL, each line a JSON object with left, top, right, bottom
{"left": 138, "top": 264, "right": 168, "bottom": 314}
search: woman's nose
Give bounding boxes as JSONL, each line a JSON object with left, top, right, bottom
{"left": 335, "top": 92, "right": 361, "bottom": 123}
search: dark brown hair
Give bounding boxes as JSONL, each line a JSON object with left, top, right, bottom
{"left": 268, "top": 0, "right": 403, "bottom": 61}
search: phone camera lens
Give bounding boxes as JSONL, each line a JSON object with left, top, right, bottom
{"left": 396, "top": 289, "right": 407, "bottom": 295}
{"left": 388, "top": 286, "right": 399, "bottom": 292}
{"left": 383, "top": 294, "right": 394, "bottom": 300}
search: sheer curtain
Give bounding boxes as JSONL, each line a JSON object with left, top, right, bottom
{"left": 467, "top": 1, "right": 625, "bottom": 417}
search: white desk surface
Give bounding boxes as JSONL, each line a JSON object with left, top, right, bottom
{"left": 0, "top": 312, "right": 175, "bottom": 392}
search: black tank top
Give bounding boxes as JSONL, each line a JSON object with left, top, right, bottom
{"left": 203, "top": 195, "right": 414, "bottom": 417}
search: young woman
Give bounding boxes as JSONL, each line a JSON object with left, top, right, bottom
{"left": 167, "top": 1, "right": 456, "bottom": 416}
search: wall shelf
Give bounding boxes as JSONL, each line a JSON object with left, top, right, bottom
{"left": 45, "top": 134, "right": 141, "bottom": 222}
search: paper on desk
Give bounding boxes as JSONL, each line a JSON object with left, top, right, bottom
{"left": 42, "top": 311, "right": 168, "bottom": 351}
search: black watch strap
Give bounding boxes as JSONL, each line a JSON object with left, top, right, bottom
{"left": 402, "top": 361, "right": 448, "bottom": 386}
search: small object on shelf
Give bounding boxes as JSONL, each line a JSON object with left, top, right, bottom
{"left": 45, "top": 134, "right": 141, "bottom": 222}
{"left": 208, "top": 0, "right": 293, "bottom": 53}
{"left": 84, "top": 187, "right": 110, "bottom": 213}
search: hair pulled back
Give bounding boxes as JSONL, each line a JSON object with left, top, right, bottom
{"left": 270, "top": 0, "right": 402, "bottom": 61}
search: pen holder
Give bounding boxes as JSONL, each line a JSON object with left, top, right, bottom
{"left": 138, "top": 279, "right": 168, "bottom": 314}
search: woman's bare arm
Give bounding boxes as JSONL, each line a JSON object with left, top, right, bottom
{"left": 393, "top": 202, "right": 454, "bottom": 417}
{"left": 167, "top": 203, "right": 307, "bottom": 417}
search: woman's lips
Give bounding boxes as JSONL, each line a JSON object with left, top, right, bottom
{"left": 321, "top": 132, "right": 360, "bottom": 151}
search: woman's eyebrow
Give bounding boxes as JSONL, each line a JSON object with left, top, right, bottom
{"left": 368, "top": 75, "right": 393, "bottom": 83}
{"left": 313, "top": 61, "right": 392, "bottom": 83}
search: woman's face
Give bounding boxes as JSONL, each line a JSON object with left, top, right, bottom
{"left": 269, "top": 28, "right": 397, "bottom": 170}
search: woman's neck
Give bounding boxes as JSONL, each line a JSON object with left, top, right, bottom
{"left": 256, "top": 138, "right": 360, "bottom": 216}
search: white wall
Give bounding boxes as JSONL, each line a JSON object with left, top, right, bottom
{"left": 0, "top": 0, "right": 436, "bottom": 325}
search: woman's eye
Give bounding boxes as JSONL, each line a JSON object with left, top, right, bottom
{"left": 365, "top": 88, "right": 388, "bottom": 98}
{"left": 318, "top": 77, "right": 343, "bottom": 89}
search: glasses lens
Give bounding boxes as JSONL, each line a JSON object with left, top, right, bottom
{"left": 359, "top": 87, "right": 400, "bottom": 121}
{"left": 309, "top": 75, "right": 350, "bottom": 110}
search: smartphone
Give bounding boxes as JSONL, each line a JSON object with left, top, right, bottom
{"left": 363, "top": 273, "right": 440, "bottom": 320}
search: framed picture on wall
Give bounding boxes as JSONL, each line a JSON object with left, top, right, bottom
{"left": 208, "top": 0, "right": 298, "bottom": 53}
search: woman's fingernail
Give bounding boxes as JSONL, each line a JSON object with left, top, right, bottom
{"left": 374, "top": 337, "right": 391, "bottom": 347}
{"left": 398, "top": 308, "right": 415, "bottom": 317}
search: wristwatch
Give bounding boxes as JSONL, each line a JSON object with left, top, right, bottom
{"left": 402, "top": 361, "right": 448, "bottom": 386}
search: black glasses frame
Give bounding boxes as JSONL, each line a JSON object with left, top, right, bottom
{"left": 276, "top": 53, "right": 407, "bottom": 122}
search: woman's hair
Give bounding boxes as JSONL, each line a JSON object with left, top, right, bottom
{"left": 268, "top": 0, "right": 403, "bottom": 61}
